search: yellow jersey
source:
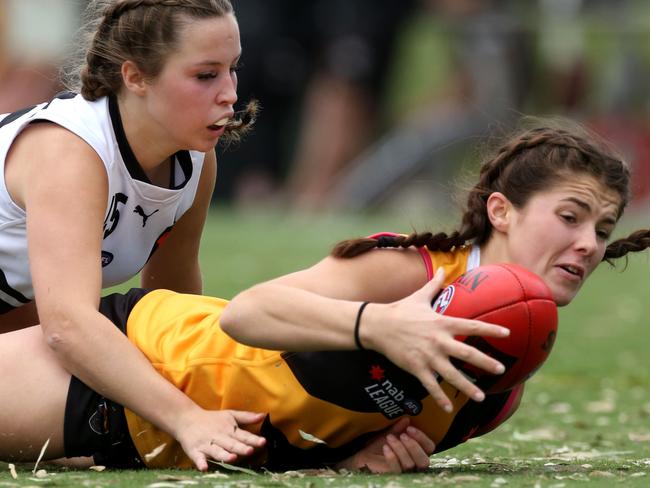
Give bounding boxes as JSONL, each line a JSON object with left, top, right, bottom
{"left": 124, "top": 245, "right": 519, "bottom": 469}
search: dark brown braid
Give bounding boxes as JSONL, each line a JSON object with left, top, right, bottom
{"left": 604, "top": 229, "right": 650, "bottom": 264}
{"left": 220, "top": 99, "right": 260, "bottom": 146}
{"left": 332, "top": 123, "right": 634, "bottom": 261}
{"left": 332, "top": 232, "right": 465, "bottom": 258}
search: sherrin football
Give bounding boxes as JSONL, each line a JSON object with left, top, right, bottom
{"left": 432, "top": 263, "right": 558, "bottom": 394}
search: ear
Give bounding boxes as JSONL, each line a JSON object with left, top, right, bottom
{"left": 486, "top": 192, "right": 513, "bottom": 233}
{"left": 121, "top": 60, "right": 147, "bottom": 96}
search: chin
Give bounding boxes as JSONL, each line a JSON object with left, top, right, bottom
{"left": 188, "top": 139, "right": 219, "bottom": 153}
{"left": 553, "top": 287, "right": 579, "bottom": 307}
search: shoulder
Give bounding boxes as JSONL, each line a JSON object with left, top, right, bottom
{"left": 301, "top": 246, "right": 429, "bottom": 302}
{"left": 12, "top": 121, "right": 104, "bottom": 163}
{"left": 29, "top": 95, "right": 113, "bottom": 161}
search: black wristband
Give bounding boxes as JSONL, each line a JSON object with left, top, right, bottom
{"left": 354, "top": 301, "right": 370, "bottom": 350}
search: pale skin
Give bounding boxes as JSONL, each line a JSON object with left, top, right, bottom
{"left": 0, "top": 14, "right": 268, "bottom": 471}
{"left": 221, "top": 175, "right": 621, "bottom": 411}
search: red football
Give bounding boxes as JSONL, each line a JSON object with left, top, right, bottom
{"left": 432, "top": 263, "right": 558, "bottom": 394}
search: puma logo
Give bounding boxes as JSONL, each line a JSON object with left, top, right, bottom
{"left": 134, "top": 205, "right": 159, "bottom": 227}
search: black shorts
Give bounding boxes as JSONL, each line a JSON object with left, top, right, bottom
{"left": 63, "top": 288, "right": 149, "bottom": 468}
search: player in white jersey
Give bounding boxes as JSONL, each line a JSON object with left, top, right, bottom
{"left": 0, "top": 92, "right": 204, "bottom": 309}
{"left": 0, "top": 0, "right": 268, "bottom": 472}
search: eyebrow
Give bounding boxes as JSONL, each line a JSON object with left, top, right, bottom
{"left": 562, "top": 197, "right": 617, "bottom": 225}
{"left": 194, "top": 54, "right": 241, "bottom": 67}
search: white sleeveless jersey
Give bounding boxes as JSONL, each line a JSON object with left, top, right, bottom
{"left": 0, "top": 93, "right": 205, "bottom": 313}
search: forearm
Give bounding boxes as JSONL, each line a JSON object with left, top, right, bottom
{"left": 44, "top": 309, "right": 197, "bottom": 439}
{"left": 221, "top": 283, "right": 376, "bottom": 351}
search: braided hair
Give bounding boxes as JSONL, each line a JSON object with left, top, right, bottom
{"left": 62, "top": 0, "right": 255, "bottom": 141}
{"left": 333, "top": 123, "right": 649, "bottom": 263}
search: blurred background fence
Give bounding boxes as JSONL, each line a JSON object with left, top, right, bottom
{"left": 2, "top": 0, "right": 650, "bottom": 214}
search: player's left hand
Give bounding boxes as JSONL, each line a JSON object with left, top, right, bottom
{"left": 336, "top": 417, "right": 435, "bottom": 473}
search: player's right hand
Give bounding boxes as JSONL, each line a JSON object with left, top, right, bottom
{"left": 336, "top": 417, "right": 435, "bottom": 473}
{"left": 360, "top": 268, "right": 509, "bottom": 413}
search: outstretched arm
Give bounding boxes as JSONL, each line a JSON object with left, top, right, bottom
{"left": 221, "top": 247, "right": 509, "bottom": 412}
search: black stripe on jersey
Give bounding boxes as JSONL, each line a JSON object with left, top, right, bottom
{"left": 98, "top": 288, "right": 149, "bottom": 331}
{"left": 0, "top": 269, "right": 30, "bottom": 305}
{"left": 0, "top": 93, "right": 78, "bottom": 130}
{"left": 435, "top": 390, "right": 511, "bottom": 453}
{"left": 41, "top": 91, "right": 77, "bottom": 110}
{"left": 171, "top": 150, "right": 193, "bottom": 190}
{"left": 0, "top": 105, "right": 38, "bottom": 129}
{"left": 0, "top": 298, "right": 18, "bottom": 314}
{"left": 260, "top": 415, "right": 373, "bottom": 471}
{"left": 281, "top": 349, "right": 427, "bottom": 416}
{"left": 108, "top": 94, "right": 193, "bottom": 189}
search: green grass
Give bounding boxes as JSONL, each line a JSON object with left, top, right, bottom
{"left": 2, "top": 209, "right": 649, "bottom": 487}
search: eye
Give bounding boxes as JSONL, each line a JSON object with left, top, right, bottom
{"left": 596, "top": 229, "right": 611, "bottom": 240}
{"left": 560, "top": 213, "right": 577, "bottom": 224}
{"left": 196, "top": 72, "right": 217, "bottom": 81}
{"left": 230, "top": 61, "right": 243, "bottom": 74}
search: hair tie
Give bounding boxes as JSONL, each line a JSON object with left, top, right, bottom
{"left": 376, "top": 236, "right": 395, "bottom": 248}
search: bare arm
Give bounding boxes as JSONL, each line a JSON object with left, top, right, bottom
{"left": 140, "top": 150, "right": 217, "bottom": 294}
{"left": 10, "top": 127, "right": 262, "bottom": 470}
{"left": 220, "top": 247, "right": 510, "bottom": 412}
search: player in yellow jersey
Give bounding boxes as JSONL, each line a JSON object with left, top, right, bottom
{"left": 0, "top": 123, "right": 648, "bottom": 472}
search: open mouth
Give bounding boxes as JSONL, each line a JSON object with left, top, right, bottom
{"left": 208, "top": 117, "right": 229, "bottom": 130}
{"left": 558, "top": 264, "right": 584, "bottom": 279}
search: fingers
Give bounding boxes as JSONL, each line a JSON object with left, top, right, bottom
{"left": 417, "top": 370, "right": 453, "bottom": 412}
{"left": 452, "top": 317, "right": 511, "bottom": 339}
{"left": 450, "top": 339, "right": 506, "bottom": 376}
{"left": 414, "top": 267, "right": 446, "bottom": 301}
{"left": 208, "top": 411, "right": 267, "bottom": 456}
{"left": 386, "top": 416, "right": 411, "bottom": 435}
{"left": 434, "top": 359, "right": 486, "bottom": 403}
{"left": 384, "top": 427, "right": 434, "bottom": 472}
{"left": 206, "top": 442, "right": 238, "bottom": 463}
{"left": 229, "top": 410, "right": 267, "bottom": 425}
{"left": 406, "top": 425, "right": 436, "bottom": 457}
{"left": 184, "top": 410, "right": 267, "bottom": 471}
{"left": 191, "top": 452, "right": 209, "bottom": 472}
{"left": 232, "top": 424, "right": 267, "bottom": 448}
{"left": 381, "top": 444, "right": 402, "bottom": 473}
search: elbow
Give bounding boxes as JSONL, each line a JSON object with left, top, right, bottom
{"left": 41, "top": 315, "right": 74, "bottom": 353}
{"left": 220, "top": 289, "right": 257, "bottom": 340}
{"left": 39, "top": 306, "right": 85, "bottom": 355}
{"left": 219, "top": 300, "right": 241, "bottom": 338}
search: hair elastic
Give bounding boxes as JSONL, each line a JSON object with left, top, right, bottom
{"left": 354, "top": 301, "right": 370, "bottom": 350}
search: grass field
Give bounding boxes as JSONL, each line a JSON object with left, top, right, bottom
{"left": 1, "top": 209, "right": 649, "bottom": 487}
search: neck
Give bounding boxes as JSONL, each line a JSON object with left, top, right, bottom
{"left": 479, "top": 233, "right": 510, "bottom": 266}
{"left": 117, "top": 94, "right": 177, "bottom": 172}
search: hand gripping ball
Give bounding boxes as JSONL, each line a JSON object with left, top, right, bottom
{"left": 432, "top": 263, "right": 558, "bottom": 393}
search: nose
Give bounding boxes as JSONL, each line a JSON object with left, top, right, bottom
{"left": 575, "top": 225, "right": 599, "bottom": 257}
{"left": 217, "top": 72, "right": 238, "bottom": 106}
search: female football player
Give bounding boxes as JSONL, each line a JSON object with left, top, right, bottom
{"left": 0, "top": 123, "right": 647, "bottom": 472}
{"left": 0, "top": 0, "right": 263, "bottom": 471}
